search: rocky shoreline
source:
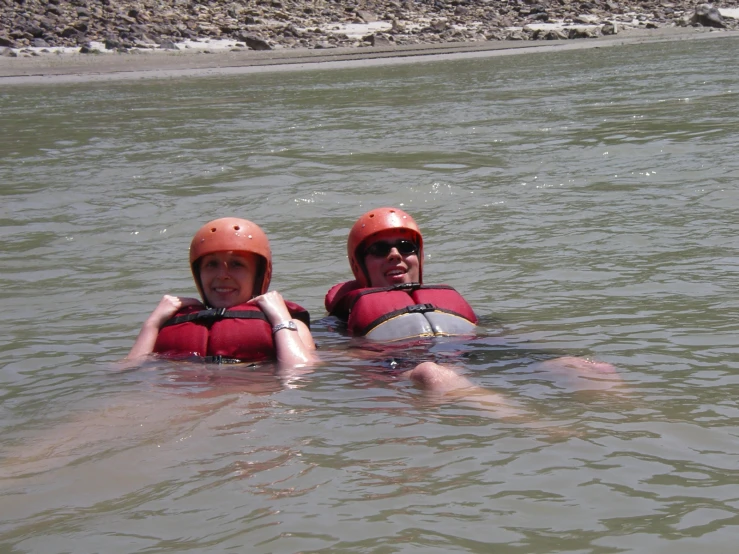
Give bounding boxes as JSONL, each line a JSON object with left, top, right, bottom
{"left": 1, "top": 0, "right": 738, "bottom": 57}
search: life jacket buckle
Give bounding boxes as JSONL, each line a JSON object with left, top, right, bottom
{"left": 194, "top": 307, "right": 227, "bottom": 322}
{"left": 406, "top": 303, "right": 434, "bottom": 314}
{"left": 204, "top": 355, "right": 242, "bottom": 364}
{"left": 393, "top": 282, "right": 420, "bottom": 291}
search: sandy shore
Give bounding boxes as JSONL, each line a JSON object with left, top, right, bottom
{"left": 2, "top": 26, "right": 739, "bottom": 85}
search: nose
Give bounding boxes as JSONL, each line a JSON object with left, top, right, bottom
{"left": 215, "top": 261, "right": 231, "bottom": 277}
{"left": 387, "top": 247, "right": 402, "bottom": 260}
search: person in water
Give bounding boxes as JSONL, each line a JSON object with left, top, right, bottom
{"left": 326, "top": 207, "right": 477, "bottom": 341}
{"left": 325, "top": 207, "right": 497, "bottom": 393}
{"left": 325, "top": 207, "right": 616, "bottom": 393}
{"left": 127, "top": 217, "right": 316, "bottom": 367}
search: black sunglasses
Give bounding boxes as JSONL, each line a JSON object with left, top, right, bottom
{"left": 365, "top": 240, "right": 418, "bottom": 257}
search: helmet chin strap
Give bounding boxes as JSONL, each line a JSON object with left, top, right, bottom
{"left": 359, "top": 256, "right": 372, "bottom": 287}
{"left": 191, "top": 262, "right": 206, "bottom": 305}
{"left": 253, "top": 260, "right": 266, "bottom": 297}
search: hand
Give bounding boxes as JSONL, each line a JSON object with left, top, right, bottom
{"left": 126, "top": 295, "right": 202, "bottom": 361}
{"left": 248, "top": 291, "right": 291, "bottom": 325}
{"left": 146, "top": 295, "right": 201, "bottom": 329}
{"left": 248, "top": 291, "right": 317, "bottom": 366}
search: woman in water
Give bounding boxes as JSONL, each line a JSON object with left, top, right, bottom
{"left": 128, "top": 217, "right": 316, "bottom": 368}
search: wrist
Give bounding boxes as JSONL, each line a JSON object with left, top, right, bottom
{"left": 145, "top": 317, "right": 165, "bottom": 331}
{"left": 272, "top": 320, "right": 298, "bottom": 335}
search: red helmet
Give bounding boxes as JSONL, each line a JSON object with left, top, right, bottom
{"left": 347, "top": 207, "right": 424, "bottom": 287}
{"left": 189, "top": 217, "right": 272, "bottom": 302}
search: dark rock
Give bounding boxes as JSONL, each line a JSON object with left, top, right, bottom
{"left": 10, "top": 29, "right": 32, "bottom": 40}
{"left": 356, "top": 10, "right": 378, "bottom": 23}
{"left": 238, "top": 34, "right": 273, "bottom": 50}
{"left": 159, "top": 39, "right": 178, "bottom": 50}
{"left": 541, "top": 28, "right": 570, "bottom": 39}
{"left": 692, "top": 4, "right": 725, "bottom": 28}
{"left": 601, "top": 22, "right": 619, "bottom": 34}
{"left": 60, "top": 27, "right": 79, "bottom": 38}
{"left": 23, "top": 23, "right": 45, "bottom": 38}
{"left": 366, "top": 33, "right": 394, "bottom": 46}
{"left": 570, "top": 27, "right": 600, "bottom": 38}
{"left": 38, "top": 17, "right": 57, "bottom": 31}
{"left": 506, "top": 30, "right": 528, "bottom": 40}
{"left": 429, "top": 20, "right": 448, "bottom": 32}
{"left": 104, "top": 36, "right": 122, "bottom": 49}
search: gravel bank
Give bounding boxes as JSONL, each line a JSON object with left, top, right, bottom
{"left": 1, "top": 1, "right": 738, "bottom": 81}
{"left": 2, "top": 1, "right": 738, "bottom": 51}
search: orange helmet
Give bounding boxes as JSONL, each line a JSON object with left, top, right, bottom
{"left": 347, "top": 207, "right": 424, "bottom": 287}
{"left": 189, "top": 217, "right": 272, "bottom": 302}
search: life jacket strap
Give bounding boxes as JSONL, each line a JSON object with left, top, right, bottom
{"left": 203, "top": 355, "right": 245, "bottom": 364}
{"left": 161, "top": 309, "right": 268, "bottom": 329}
{"left": 361, "top": 303, "right": 468, "bottom": 336}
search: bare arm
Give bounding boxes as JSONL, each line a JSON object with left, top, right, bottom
{"left": 249, "top": 291, "right": 318, "bottom": 368}
{"left": 126, "top": 295, "right": 201, "bottom": 360}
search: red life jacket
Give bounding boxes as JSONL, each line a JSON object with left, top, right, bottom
{"left": 325, "top": 281, "right": 477, "bottom": 341}
{"left": 153, "top": 301, "right": 310, "bottom": 363}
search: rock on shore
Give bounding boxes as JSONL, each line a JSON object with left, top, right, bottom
{"left": 1, "top": 0, "right": 737, "bottom": 54}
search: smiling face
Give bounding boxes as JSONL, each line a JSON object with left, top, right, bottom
{"left": 197, "top": 251, "right": 259, "bottom": 308}
{"left": 362, "top": 230, "right": 421, "bottom": 287}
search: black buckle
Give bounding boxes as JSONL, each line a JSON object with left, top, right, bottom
{"left": 204, "top": 355, "right": 242, "bottom": 364}
{"left": 406, "top": 303, "right": 434, "bottom": 314}
{"left": 196, "top": 307, "right": 227, "bottom": 321}
{"left": 393, "top": 282, "right": 420, "bottom": 291}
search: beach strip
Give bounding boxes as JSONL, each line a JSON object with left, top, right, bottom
{"left": 2, "top": 26, "right": 739, "bottom": 85}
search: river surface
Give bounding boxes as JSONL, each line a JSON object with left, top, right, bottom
{"left": 1, "top": 36, "right": 738, "bottom": 553}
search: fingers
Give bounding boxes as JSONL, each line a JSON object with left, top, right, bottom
{"left": 248, "top": 290, "right": 285, "bottom": 305}
{"left": 248, "top": 291, "right": 292, "bottom": 324}
{"left": 149, "top": 295, "right": 200, "bottom": 327}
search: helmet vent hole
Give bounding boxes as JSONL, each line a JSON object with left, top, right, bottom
{"left": 210, "top": 227, "right": 216, "bottom": 232}
{"left": 233, "top": 225, "right": 241, "bottom": 231}
{"left": 369, "top": 214, "right": 374, "bottom": 218}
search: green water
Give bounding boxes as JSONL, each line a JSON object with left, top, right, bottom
{"left": 1, "top": 37, "right": 738, "bottom": 553}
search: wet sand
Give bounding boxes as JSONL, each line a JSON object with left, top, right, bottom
{"left": 2, "top": 26, "right": 738, "bottom": 85}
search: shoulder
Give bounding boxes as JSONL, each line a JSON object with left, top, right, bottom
{"left": 324, "top": 280, "right": 362, "bottom": 318}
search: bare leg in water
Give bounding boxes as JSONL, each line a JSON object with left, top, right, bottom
{"left": 401, "top": 361, "right": 526, "bottom": 419}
